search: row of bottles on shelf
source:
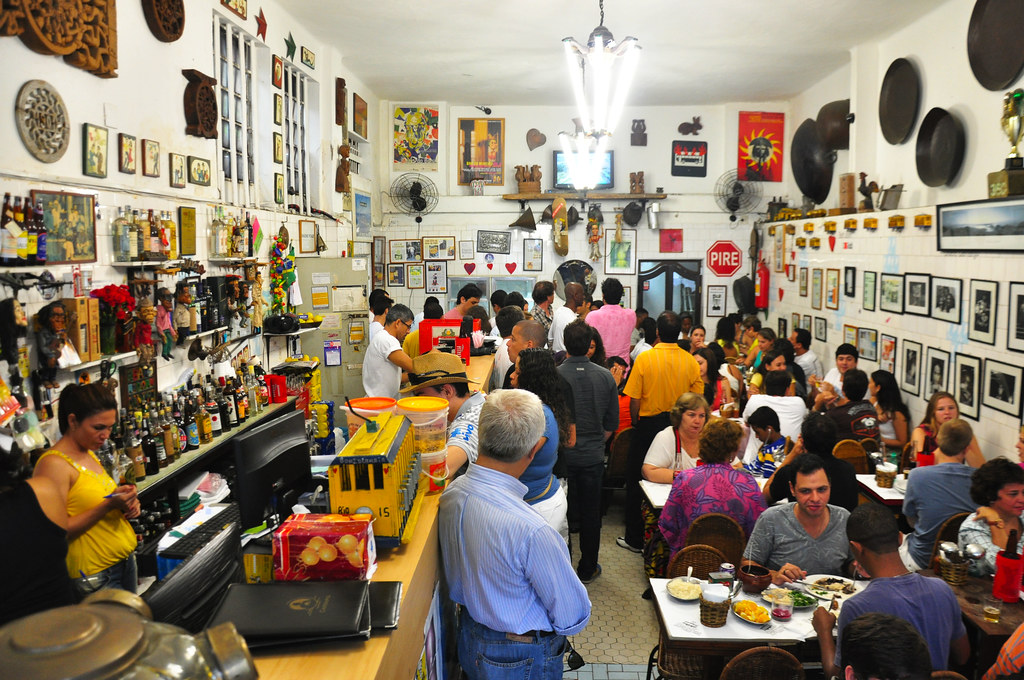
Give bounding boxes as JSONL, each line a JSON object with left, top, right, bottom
{"left": 0, "top": 192, "right": 48, "bottom": 266}
{"left": 96, "top": 367, "right": 269, "bottom": 485}
{"left": 209, "top": 207, "right": 255, "bottom": 260}
{"left": 111, "top": 206, "right": 178, "bottom": 263}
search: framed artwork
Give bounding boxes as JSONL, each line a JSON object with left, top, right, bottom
{"left": 799, "top": 267, "right": 808, "bottom": 297}
{"left": 354, "top": 192, "right": 372, "bottom": 238}
{"left": 814, "top": 316, "right": 827, "bottom": 343}
{"left": 844, "top": 266, "right": 856, "bottom": 298}
{"left": 787, "top": 264, "right": 796, "bottom": 282}
{"left": 298, "top": 220, "right": 317, "bottom": 254}
{"left": 862, "top": 271, "right": 877, "bottom": 311}
{"left": 187, "top": 156, "right": 211, "bottom": 186}
{"left": 904, "top": 273, "right": 931, "bottom": 317}
{"left": 825, "top": 268, "right": 840, "bottom": 310}
{"left": 168, "top": 153, "right": 186, "bottom": 188}
{"left": 773, "top": 231, "right": 785, "bottom": 273}
{"left": 954, "top": 352, "right": 981, "bottom": 420}
{"left": 456, "top": 117, "right": 505, "bottom": 185}
{"left": 659, "top": 229, "right": 683, "bottom": 253}
{"left": 178, "top": 206, "right": 197, "bottom": 256}
{"left": 858, "top": 328, "right": 878, "bottom": 362}
{"left": 706, "top": 285, "right": 727, "bottom": 317}
{"left": 83, "top": 123, "right": 108, "bottom": 178}
{"left": 30, "top": 190, "right": 97, "bottom": 264}
{"left": 843, "top": 324, "right": 858, "bottom": 347}
{"left": 605, "top": 229, "right": 637, "bottom": 275}
{"left": 969, "top": 279, "right": 998, "bottom": 345}
{"left": 422, "top": 236, "right": 456, "bottom": 261}
{"left": 1008, "top": 282, "right": 1024, "bottom": 353}
{"left": 802, "top": 314, "right": 811, "bottom": 331}
{"left": 937, "top": 197, "right": 1024, "bottom": 253}
{"left": 925, "top": 347, "right": 950, "bottom": 396}
{"left": 425, "top": 261, "right": 447, "bottom": 294}
{"left": 220, "top": 0, "right": 246, "bottom": 20}
{"left": 142, "top": 139, "right": 159, "bottom": 177}
{"left": 930, "top": 276, "right": 962, "bottom": 324}
{"left": 458, "top": 240, "right": 474, "bottom": 259}
{"left": 984, "top": 358, "right": 1023, "bottom": 417}
{"left": 811, "top": 269, "right": 823, "bottom": 310}
{"left": 352, "top": 93, "right": 368, "bottom": 140}
{"left": 524, "top": 238, "right": 544, "bottom": 272}
{"left": 274, "top": 173, "right": 284, "bottom": 204}
{"left": 477, "top": 230, "right": 511, "bottom": 255}
{"left": 274, "top": 94, "right": 283, "bottom": 125}
{"left": 879, "top": 273, "right": 904, "bottom": 314}
{"left": 901, "top": 339, "right": 922, "bottom": 397}
{"left": 387, "top": 264, "right": 406, "bottom": 287}
{"left": 393, "top": 105, "right": 440, "bottom": 169}
{"left": 272, "top": 55, "right": 283, "bottom": 89}
{"left": 777, "top": 316, "right": 787, "bottom": 339}
{"left": 407, "top": 264, "right": 425, "bottom": 289}
{"left": 273, "top": 132, "right": 283, "bottom": 163}
{"left": 372, "top": 264, "right": 385, "bottom": 289}
{"left": 372, "top": 236, "right": 386, "bottom": 265}
{"left": 880, "top": 334, "right": 897, "bottom": 374}
{"left": 390, "top": 239, "right": 422, "bottom": 263}
{"left": 117, "top": 133, "right": 136, "bottom": 174}
{"left": 622, "top": 286, "right": 632, "bottom": 309}
{"left": 791, "top": 312, "right": 800, "bottom": 332}
{"left": 301, "top": 46, "right": 315, "bottom": 70}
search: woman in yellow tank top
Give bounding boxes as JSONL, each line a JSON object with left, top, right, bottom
{"left": 34, "top": 384, "right": 139, "bottom": 592}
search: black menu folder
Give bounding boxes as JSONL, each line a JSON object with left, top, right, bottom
{"left": 208, "top": 580, "right": 371, "bottom": 648}
{"left": 369, "top": 580, "right": 402, "bottom": 630}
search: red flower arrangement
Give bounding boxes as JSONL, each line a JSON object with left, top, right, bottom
{"left": 91, "top": 284, "right": 137, "bottom": 324}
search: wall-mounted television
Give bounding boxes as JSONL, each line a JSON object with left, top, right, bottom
{"left": 552, "top": 150, "right": 614, "bottom": 190}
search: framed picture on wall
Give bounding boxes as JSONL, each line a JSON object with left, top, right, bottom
{"left": 925, "top": 347, "right": 950, "bottom": 396}
{"left": 937, "top": 197, "right": 1024, "bottom": 253}
{"left": 477, "top": 230, "right": 511, "bottom": 254}
{"left": 298, "top": 220, "right": 317, "bottom": 254}
{"left": 904, "top": 273, "right": 931, "bottom": 316}
{"left": 802, "top": 314, "right": 811, "bottom": 331}
{"left": 707, "top": 285, "right": 727, "bottom": 317}
{"left": 954, "top": 352, "right": 981, "bottom": 420}
{"left": 843, "top": 324, "right": 858, "bottom": 347}
{"left": 814, "top": 316, "right": 827, "bottom": 343}
{"left": 880, "top": 334, "right": 897, "bottom": 374}
{"left": 774, "top": 231, "right": 786, "bottom": 273}
{"left": 901, "top": 340, "right": 922, "bottom": 397}
{"left": 969, "top": 279, "right": 999, "bottom": 345}
{"left": 862, "top": 271, "right": 876, "bottom": 311}
{"left": 799, "top": 267, "right": 808, "bottom": 297}
{"left": 811, "top": 269, "right": 823, "bottom": 310}
{"left": 425, "top": 261, "right": 447, "bottom": 294}
{"left": 456, "top": 117, "right": 504, "bottom": 185}
{"left": 30, "top": 190, "right": 97, "bottom": 265}
{"left": 879, "top": 273, "right": 904, "bottom": 314}
{"left": 930, "top": 276, "right": 962, "bottom": 324}
{"left": 825, "top": 268, "right": 840, "bottom": 310}
{"left": 844, "top": 266, "right": 856, "bottom": 298}
{"left": 1008, "top": 282, "right": 1024, "bottom": 353}
{"left": 458, "top": 240, "right": 474, "bottom": 259}
{"left": 777, "top": 316, "right": 787, "bottom": 339}
{"left": 390, "top": 239, "right": 422, "bottom": 263}
{"left": 83, "top": 123, "right": 108, "bottom": 178}
{"left": 524, "top": 238, "right": 543, "bottom": 272}
{"left": 622, "top": 287, "right": 632, "bottom": 309}
{"left": 983, "top": 357, "right": 1023, "bottom": 417}
{"left": 372, "top": 236, "right": 386, "bottom": 265}
{"left": 421, "top": 236, "right": 455, "bottom": 260}
{"left": 858, "top": 328, "right": 878, "bottom": 362}
{"left": 118, "top": 133, "right": 136, "bottom": 174}
{"left": 407, "top": 264, "right": 425, "bottom": 289}
{"left": 604, "top": 229, "right": 637, "bottom": 275}
{"left": 387, "top": 263, "right": 406, "bottom": 287}
{"left": 791, "top": 313, "right": 800, "bottom": 332}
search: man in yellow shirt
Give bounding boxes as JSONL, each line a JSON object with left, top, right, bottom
{"left": 618, "top": 311, "right": 703, "bottom": 552}
{"left": 403, "top": 299, "right": 444, "bottom": 359}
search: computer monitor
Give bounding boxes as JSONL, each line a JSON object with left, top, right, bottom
{"left": 552, "top": 149, "right": 614, "bottom": 190}
{"left": 232, "top": 408, "right": 312, "bottom": 530}
{"left": 145, "top": 523, "right": 243, "bottom": 633}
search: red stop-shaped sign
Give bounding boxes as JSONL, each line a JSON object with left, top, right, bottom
{"left": 706, "top": 240, "right": 743, "bottom": 277}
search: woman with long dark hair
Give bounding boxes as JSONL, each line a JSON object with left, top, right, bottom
{"left": 694, "top": 347, "right": 732, "bottom": 411}
{"left": 511, "top": 348, "right": 571, "bottom": 540}
{"left": 870, "top": 370, "right": 910, "bottom": 450}
{"left": 587, "top": 328, "right": 607, "bottom": 367}
{"left": 714, "top": 317, "right": 739, "bottom": 359}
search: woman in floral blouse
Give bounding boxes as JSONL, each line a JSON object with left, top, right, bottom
{"left": 659, "top": 418, "right": 767, "bottom": 557}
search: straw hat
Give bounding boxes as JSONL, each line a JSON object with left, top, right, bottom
{"left": 400, "top": 351, "right": 478, "bottom": 393}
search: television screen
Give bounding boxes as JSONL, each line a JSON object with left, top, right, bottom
{"left": 553, "top": 150, "right": 614, "bottom": 190}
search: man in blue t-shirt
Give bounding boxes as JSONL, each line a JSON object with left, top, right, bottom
{"left": 900, "top": 418, "right": 978, "bottom": 571}
{"left": 812, "top": 504, "right": 969, "bottom": 677}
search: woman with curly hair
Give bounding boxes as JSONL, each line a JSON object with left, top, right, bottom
{"left": 587, "top": 328, "right": 607, "bottom": 367}
{"left": 870, "top": 370, "right": 910, "bottom": 450}
{"left": 912, "top": 391, "right": 984, "bottom": 467}
{"left": 959, "top": 458, "right": 1024, "bottom": 576}
{"left": 511, "top": 348, "right": 572, "bottom": 541}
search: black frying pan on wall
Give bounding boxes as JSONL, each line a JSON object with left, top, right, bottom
{"left": 967, "top": 0, "right": 1024, "bottom": 90}
{"left": 915, "top": 107, "right": 966, "bottom": 187}
{"left": 791, "top": 118, "right": 835, "bottom": 205}
{"left": 878, "top": 58, "right": 921, "bottom": 145}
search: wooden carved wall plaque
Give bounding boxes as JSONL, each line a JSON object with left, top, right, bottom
{"left": 182, "top": 69, "right": 217, "bottom": 139}
{"left": 141, "top": 0, "right": 184, "bottom": 42}
{"left": 16, "top": 79, "right": 70, "bottom": 162}
{"left": 0, "top": 0, "right": 119, "bottom": 78}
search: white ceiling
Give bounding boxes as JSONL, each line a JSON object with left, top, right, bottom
{"left": 288, "top": 0, "right": 953, "bottom": 106}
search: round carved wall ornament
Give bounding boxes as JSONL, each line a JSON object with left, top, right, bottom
{"left": 142, "top": 0, "right": 185, "bottom": 42}
{"left": 16, "top": 80, "right": 70, "bottom": 163}
{"left": 18, "top": 0, "right": 87, "bottom": 56}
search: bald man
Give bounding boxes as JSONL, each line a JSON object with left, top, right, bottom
{"left": 503, "top": 320, "right": 547, "bottom": 389}
{"left": 549, "top": 282, "right": 584, "bottom": 354}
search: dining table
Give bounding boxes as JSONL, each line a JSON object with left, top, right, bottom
{"left": 855, "top": 473, "right": 905, "bottom": 508}
{"left": 640, "top": 473, "right": 770, "bottom": 511}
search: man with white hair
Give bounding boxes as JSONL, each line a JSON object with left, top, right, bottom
{"left": 439, "top": 389, "right": 591, "bottom": 679}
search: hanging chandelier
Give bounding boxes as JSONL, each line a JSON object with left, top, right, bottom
{"left": 559, "top": 0, "right": 640, "bottom": 190}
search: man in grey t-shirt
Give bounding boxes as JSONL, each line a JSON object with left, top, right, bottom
{"left": 743, "top": 454, "right": 851, "bottom": 585}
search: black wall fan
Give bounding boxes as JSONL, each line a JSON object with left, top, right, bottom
{"left": 714, "top": 169, "right": 763, "bottom": 221}
{"left": 389, "top": 173, "right": 438, "bottom": 223}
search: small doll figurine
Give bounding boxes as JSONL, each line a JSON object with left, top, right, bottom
{"left": 155, "top": 287, "right": 176, "bottom": 360}
{"left": 250, "top": 270, "right": 265, "bottom": 331}
{"left": 0, "top": 298, "right": 28, "bottom": 389}
{"left": 134, "top": 305, "right": 157, "bottom": 363}
{"left": 225, "top": 276, "right": 241, "bottom": 327}
{"left": 238, "top": 282, "right": 252, "bottom": 328}
{"left": 34, "top": 301, "right": 67, "bottom": 388}
{"left": 173, "top": 283, "right": 192, "bottom": 345}
{"left": 587, "top": 220, "right": 603, "bottom": 261}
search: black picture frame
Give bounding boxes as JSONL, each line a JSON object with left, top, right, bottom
{"left": 901, "top": 339, "right": 922, "bottom": 397}
{"left": 983, "top": 357, "right": 1023, "bottom": 417}
{"left": 844, "top": 266, "right": 856, "bottom": 298}
{"left": 904, "top": 273, "right": 931, "bottom": 317}
{"left": 937, "top": 197, "right": 1024, "bottom": 253}
{"left": 814, "top": 316, "right": 827, "bottom": 343}
{"left": 969, "top": 279, "right": 999, "bottom": 346}
{"left": 476, "top": 230, "right": 511, "bottom": 255}
{"left": 858, "top": 328, "right": 878, "bottom": 362}
{"left": 954, "top": 352, "right": 981, "bottom": 420}
{"left": 777, "top": 316, "right": 787, "bottom": 339}
{"left": 879, "top": 273, "right": 904, "bottom": 314}
{"left": 930, "top": 276, "right": 962, "bottom": 324}
{"left": 924, "top": 346, "right": 951, "bottom": 397}
{"left": 1009, "top": 282, "right": 1024, "bottom": 354}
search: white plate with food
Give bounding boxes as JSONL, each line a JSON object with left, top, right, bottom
{"left": 802, "top": 574, "right": 861, "bottom": 602}
{"left": 665, "top": 577, "right": 702, "bottom": 602}
{"left": 732, "top": 600, "right": 772, "bottom": 625}
{"left": 761, "top": 587, "right": 819, "bottom": 609}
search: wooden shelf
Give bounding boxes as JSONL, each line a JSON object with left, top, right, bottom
{"left": 502, "top": 191, "right": 667, "bottom": 201}
{"left": 61, "top": 350, "right": 138, "bottom": 372}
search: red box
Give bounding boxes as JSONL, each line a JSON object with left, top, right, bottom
{"left": 272, "top": 513, "right": 377, "bottom": 581}
{"left": 418, "top": 318, "right": 480, "bottom": 357}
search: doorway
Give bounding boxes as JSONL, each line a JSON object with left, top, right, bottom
{"left": 637, "top": 260, "right": 702, "bottom": 324}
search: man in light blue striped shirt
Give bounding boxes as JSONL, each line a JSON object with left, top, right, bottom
{"left": 440, "top": 389, "right": 591, "bottom": 679}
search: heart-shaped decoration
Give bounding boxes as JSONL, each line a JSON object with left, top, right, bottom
{"left": 778, "top": 288, "right": 784, "bottom": 301}
{"left": 464, "top": 263, "right": 476, "bottom": 274}
{"left": 505, "top": 263, "right": 517, "bottom": 273}
{"left": 828, "top": 235, "right": 837, "bottom": 251}
{"left": 487, "top": 263, "right": 494, "bottom": 270}
{"left": 526, "top": 128, "right": 547, "bottom": 151}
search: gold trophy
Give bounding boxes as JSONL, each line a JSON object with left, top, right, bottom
{"left": 990, "top": 89, "right": 1024, "bottom": 197}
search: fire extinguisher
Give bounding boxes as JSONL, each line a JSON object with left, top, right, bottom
{"left": 754, "top": 258, "right": 770, "bottom": 310}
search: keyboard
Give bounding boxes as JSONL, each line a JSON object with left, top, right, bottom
{"left": 161, "top": 504, "right": 241, "bottom": 560}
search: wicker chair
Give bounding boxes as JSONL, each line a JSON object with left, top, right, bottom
{"left": 898, "top": 441, "right": 915, "bottom": 474}
{"left": 685, "top": 513, "right": 747, "bottom": 567}
{"left": 928, "top": 512, "right": 970, "bottom": 570}
{"left": 860, "top": 438, "right": 880, "bottom": 455}
{"left": 931, "top": 672, "right": 969, "bottom": 679}
{"left": 833, "top": 439, "right": 870, "bottom": 474}
{"left": 719, "top": 646, "right": 805, "bottom": 680}
{"left": 604, "top": 427, "right": 632, "bottom": 489}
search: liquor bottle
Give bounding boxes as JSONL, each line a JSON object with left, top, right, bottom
{"left": 163, "top": 210, "right": 178, "bottom": 260}
{"left": 184, "top": 397, "right": 200, "bottom": 450}
{"left": 174, "top": 398, "right": 189, "bottom": 454}
{"left": 133, "top": 209, "right": 147, "bottom": 258}
{"left": 10, "top": 197, "right": 25, "bottom": 266}
{"left": 219, "top": 377, "right": 238, "bottom": 430}
{"left": 231, "top": 378, "right": 247, "bottom": 424}
{"left": 126, "top": 425, "right": 146, "bottom": 482}
{"left": 148, "top": 209, "right": 164, "bottom": 260}
{"left": 15, "top": 196, "right": 30, "bottom": 265}
{"left": 147, "top": 411, "right": 167, "bottom": 469}
{"left": 33, "top": 200, "right": 47, "bottom": 265}
{"left": 24, "top": 198, "right": 39, "bottom": 265}
{"left": 197, "top": 399, "right": 213, "bottom": 444}
{"left": 0, "top": 193, "right": 16, "bottom": 266}
{"left": 111, "top": 207, "right": 128, "bottom": 262}
{"left": 141, "top": 414, "right": 159, "bottom": 476}
{"left": 157, "top": 408, "right": 174, "bottom": 464}
{"left": 117, "top": 446, "right": 135, "bottom": 486}
{"left": 244, "top": 211, "right": 253, "bottom": 257}
{"left": 207, "top": 395, "right": 223, "bottom": 436}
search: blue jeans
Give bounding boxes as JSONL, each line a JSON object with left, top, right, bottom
{"left": 74, "top": 554, "right": 138, "bottom": 598}
{"left": 458, "top": 610, "right": 567, "bottom": 680}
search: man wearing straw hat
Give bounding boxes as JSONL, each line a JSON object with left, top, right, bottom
{"left": 402, "top": 351, "right": 485, "bottom": 478}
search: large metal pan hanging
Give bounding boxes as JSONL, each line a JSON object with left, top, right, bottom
{"left": 878, "top": 58, "right": 921, "bottom": 144}
{"left": 915, "top": 107, "right": 966, "bottom": 187}
{"left": 967, "top": 0, "right": 1024, "bottom": 90}
{"left": 816, "top": 99, "right": 852, "bottom": 151}
{"left": 791, "top": 118, "right": 835, "bottom": 205}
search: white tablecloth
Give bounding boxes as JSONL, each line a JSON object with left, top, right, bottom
{"left": 856, "top": 473, "right": 905, "bottom": 503}
{"left": 641, "top": 473, "right": 769, "bottom": 510}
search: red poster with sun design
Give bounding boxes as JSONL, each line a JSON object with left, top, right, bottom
{"left": 737, "top": 111, "right": 784, "bottom": 182}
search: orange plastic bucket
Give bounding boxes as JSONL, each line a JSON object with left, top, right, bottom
{"left": 345, "top": 397, "right": 397, "bottom": 439}
{"left": 396, "top": 396, "right": 449, "bottom": 454}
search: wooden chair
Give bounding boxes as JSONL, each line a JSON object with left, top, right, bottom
{"left": 931, "top": 672, "right": 969, "bottom": 680}
{"left": 928, "top": 512, "right": 970, "bottom": 570}
{"left": 667, "top": 544, "right": 725, "bottom": 580}
{"left": 899, "top": 441, "right": 915, "bottom": 474}
{"left": 718, "top": 646, "right": 805, "bottom": 680}
{"left": 602, "top": 427, "right": 632, "bottom": 514}
{"left": 685, "top": 513, "right": 746, "bottom": 567}
{"left": 860, "top": 438, "right": 880, "bottom": 455}
{"left": 833, "top": 439, "right": 870, "bottom": 474}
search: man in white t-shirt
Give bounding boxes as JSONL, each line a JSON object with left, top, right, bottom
{"left": 368, "top": 289, "right": 393, "bottom": 341}
{"left": 742, "top": 370, "right": 808, "bottom": 464}
{"left": 362, "top": 304, "right": 414, "bottom": 399}
{"left": 549, "top": 282, "right": 583, "bottom": 354}
{"left": 790, "top": 328, "right": 823, "bottom": 390}
{"left": 813, "top": 343, "right": 858, "bottom": 405}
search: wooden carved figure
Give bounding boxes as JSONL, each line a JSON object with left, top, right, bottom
{"left": 155, "top": 287, "right": 176, "bottom": 359}
{"left": 134, "top": 304, "right": 157, "bottom": 363}
{"left": 173, "top": 283, "right": 192, "bottom": 345}
{"left": 34, "top": 301, "right": 67, "bottom": 388}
